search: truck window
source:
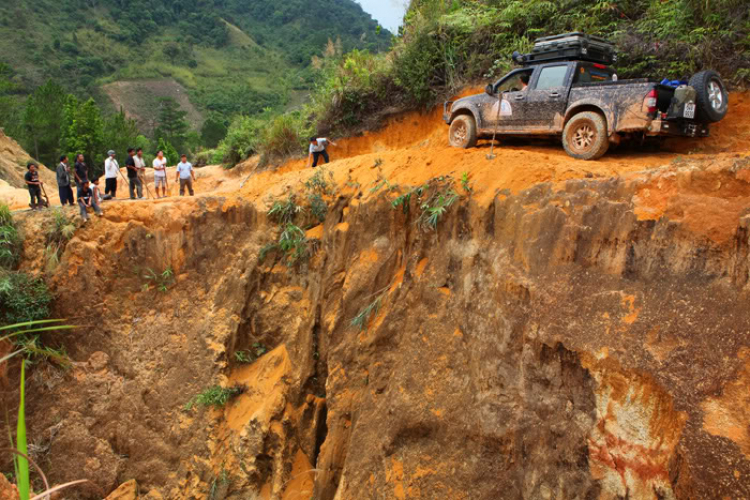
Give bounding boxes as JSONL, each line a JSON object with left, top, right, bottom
{"left": 536, "top": 66, "right": 569, "bottom": 90}
{"left": 575, "top": 64, "right": 615, "bottom": 84}
{"left": 495, "top": 70, "right": 533, "bottom": 93}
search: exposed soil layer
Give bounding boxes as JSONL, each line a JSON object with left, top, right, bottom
{"left": 1, "top": 92, "right": 750, "bottom": 499}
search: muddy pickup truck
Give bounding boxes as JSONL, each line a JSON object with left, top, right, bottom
{"left": 443, "top": 34, "right": 729, "bottom": 160}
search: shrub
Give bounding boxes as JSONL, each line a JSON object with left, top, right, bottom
{"left": 184, "top": 385, "right": 245, "bottom": 410}
{"left": 0, "top": 271, "right": 52, "bottom": 325}
{"left": 268, "top": 194, "right": 304, "bottom": 225}
{"left": 216, "top": 115, "right": 263, "bottom": 165}
{"left": 0, "top": 203, "right": 22, "bottom": 270}
{"left": 260, "top": 112, "right": 311, "bottom": 162}
{"left": 235, "top": 342, "right": 269, "bottom": 364}
{"left": 44, "top": 209, "right": 76, "bottom": 272}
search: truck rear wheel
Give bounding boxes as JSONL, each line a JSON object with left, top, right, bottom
{"left": 689, "top": 70, "right": 728, "bottom": 123}
{"left": 449, "top": 115, "right": 478, "bottom": 149}
{"left": 562, "top": 111, "right": 609, "bottom": 160}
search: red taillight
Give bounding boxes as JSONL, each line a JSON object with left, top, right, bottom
{"left": 644, "top": 89, "right": 658, "bottom": 115}
{"left": 593, "top": 63, "right": 607, "bottom": 69}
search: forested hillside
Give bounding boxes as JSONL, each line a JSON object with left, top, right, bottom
{"left": 0, "top": 0, "right": 390, "bottom": 171}
{"left": 0, "top": 0, "right": 388, "bottom": 125}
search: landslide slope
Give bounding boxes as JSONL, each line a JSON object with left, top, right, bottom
{"left": 0, "top": 129, "right": 55, "bottom": 208}
{"left": 2, "top": 92, "right": 750, "bottom": 499}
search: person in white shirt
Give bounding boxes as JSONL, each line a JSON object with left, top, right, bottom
{"left": 307, "top": 136, "right": 338, "bottom": 168}
{"left": 175, "top": 154, "right": 196, "bottom": 196}
{"left": 104, "top": 150, "right": 120, "bottom": 198}
{"left": 153, "top": 150, "right": 169, "bottom": 198}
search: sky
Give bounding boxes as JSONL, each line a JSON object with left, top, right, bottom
{"left": 356, "top": 0, "right": 408, "bottom": 32}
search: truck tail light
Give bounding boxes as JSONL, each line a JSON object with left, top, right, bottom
{"left": 644, "top": 89, "right": 658, "bottom": 116}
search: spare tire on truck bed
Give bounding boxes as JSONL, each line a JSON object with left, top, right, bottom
{"left": 689, "top": 70, "right": 728, "bottom": 123}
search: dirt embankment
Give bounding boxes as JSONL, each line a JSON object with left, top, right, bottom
{"left": 0, "top": 129, "right": 55, "bottom": 208}
{"left": 1, "top": 92, "right": 750, "bottom": 499}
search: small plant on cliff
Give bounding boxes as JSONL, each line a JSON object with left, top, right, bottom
{"left": 258, "top": 223, "right": 310, "bottom": 266}
{"left": 184, "top": 384, "right": 246, "bottom": 411}
{"left": 235, "top": 342, "right": 269, "bottom": 364}
{"left": 351, "top": 294, "right": 385, "bottom": 332}
{"left": 304, "top": 168, "right": 336, "bottom": 223}
{"left": 279, "top": 224, "right": 309, "bottom": 265}
{"left": 44, "top": 209, "right": 77, "bottom": 272}
{"left": 209, "top": 468, "right": 231, "bottom": 500}
{"left": 2, "top": 323, "right": 83, "bottom": 498}
{"left": 0, "top": 203, "right": 22, "bottom": 270}
{"left": 461, "top": 171, "right": 473, "bottom": 195}
{"left": 141, "top": 267, "right": 175, "bottom": 293}
{"left": 370, "top": 173, "right": 398, "bottom": 195}
{"left": 304, "top": 167, "right": 336, "bottom": 197}
{"left": 418, "top": 189, "right": 459, "bottom": 231}
{"left": 268, "top": 194, "right": 304, "bottom": 225}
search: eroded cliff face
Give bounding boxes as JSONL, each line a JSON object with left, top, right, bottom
{"left": 3, "top": 95, "right": 750, "bottom": 499}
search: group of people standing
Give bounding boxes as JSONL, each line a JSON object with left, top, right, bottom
{"left": 24, "top": 148, "right": 197, "bottom": 222}
{"left": 23, "top": 137, "right": 335, "bottom": 221}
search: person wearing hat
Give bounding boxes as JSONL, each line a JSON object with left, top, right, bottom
{"left": 104, "top": 150, "right": 119, "bottom": 198}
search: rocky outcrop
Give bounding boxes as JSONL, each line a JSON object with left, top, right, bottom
{"left": 0, "top": 128, "right": 55, "bottom": 209}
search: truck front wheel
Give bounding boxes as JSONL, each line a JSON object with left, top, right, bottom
{"left": 449, "top": 115, "right": 478, "bottom": 149}
{"left": 562, "top": 112, "right": 609, "bottom": 160}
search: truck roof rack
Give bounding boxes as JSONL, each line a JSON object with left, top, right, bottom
{"left": 512, "top": 32, "right": 617, "bottom": 67}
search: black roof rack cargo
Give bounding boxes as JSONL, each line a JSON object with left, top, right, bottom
{"left": 512, "top": 32, "right": 617, "bottom": 66}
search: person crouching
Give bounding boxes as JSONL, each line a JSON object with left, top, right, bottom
{"left": 77, "top": 180, "right": 103, "bottom": 223}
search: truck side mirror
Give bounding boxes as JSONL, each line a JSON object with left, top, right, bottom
{"left": 485, "top": 84, "right": 494, "bottom": 96}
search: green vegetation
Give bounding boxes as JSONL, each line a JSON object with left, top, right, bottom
{"left": 261, "top": 169, "right": 337, "bottom": 266}
{"left": 391, "top": 177, "right": 461, "bottom": 230}
{"left": 0, "top": 204, "right": 22, "bottom": 269}
{"left": 461, "top": 171, "right": 473, "bottom": 195}
{"left": 268, "top": 194, "right": 304, "bottom": 225}
{"left": 155, "top": 98, "right": 190, "bottom": 154}
{"left": 219, "top": 0, "right": 748, "bottom": 170}
{"left": 141, "top": 267, "right": 175, "bottom": 293}
{"left": 0, "top": 0, "right": 390, "bottom": 170}
{"left": 3, "top": 328, "right": 85, "bottom": 499}
{"left": 44, "top": 209, "right": 77, "bottom": 272}
{"left": 351, "top": 294, "right": 385, "bottom": 332}
{"left": 184, "top": 385, "right": 246, "bottom": 411}
{"left": 235, "top": 343, "right": 269, "bottom": 364}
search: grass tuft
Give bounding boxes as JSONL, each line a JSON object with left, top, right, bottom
{"left": 351, "top": 294, "right": 385, "bottom": 332}
{"left": 184, "top": 385, "right": 246, "bottom": 411}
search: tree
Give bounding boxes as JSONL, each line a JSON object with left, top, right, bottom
{"left": 154, "top": 97, "right": 189, "bottom": 154}
{"left": 200, "top": 114, "right": 229, "bottom": 149}
{"left": 0, "top": 63, "right": 24, "bottom": 141}
{"left": 103, "top": 108, "right": 139, "bottom": 173}
{"left": 20, "top": 80, "right": 67, "bottom": 166}
{"left": 60, "top": 96, "right": 105, "bottom": 178}
{"left": 156, "top": 138, "right": 179, "bottom": 166}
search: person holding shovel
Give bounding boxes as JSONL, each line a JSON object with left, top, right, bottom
{"left": 25, "top": 162, "right": 44, "bottom": 210}
{"left": 125, "top": 148, "right": 143, "bottom": 199}
{"left": 152, "top": 150, "right": 169, "bottom": 198}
